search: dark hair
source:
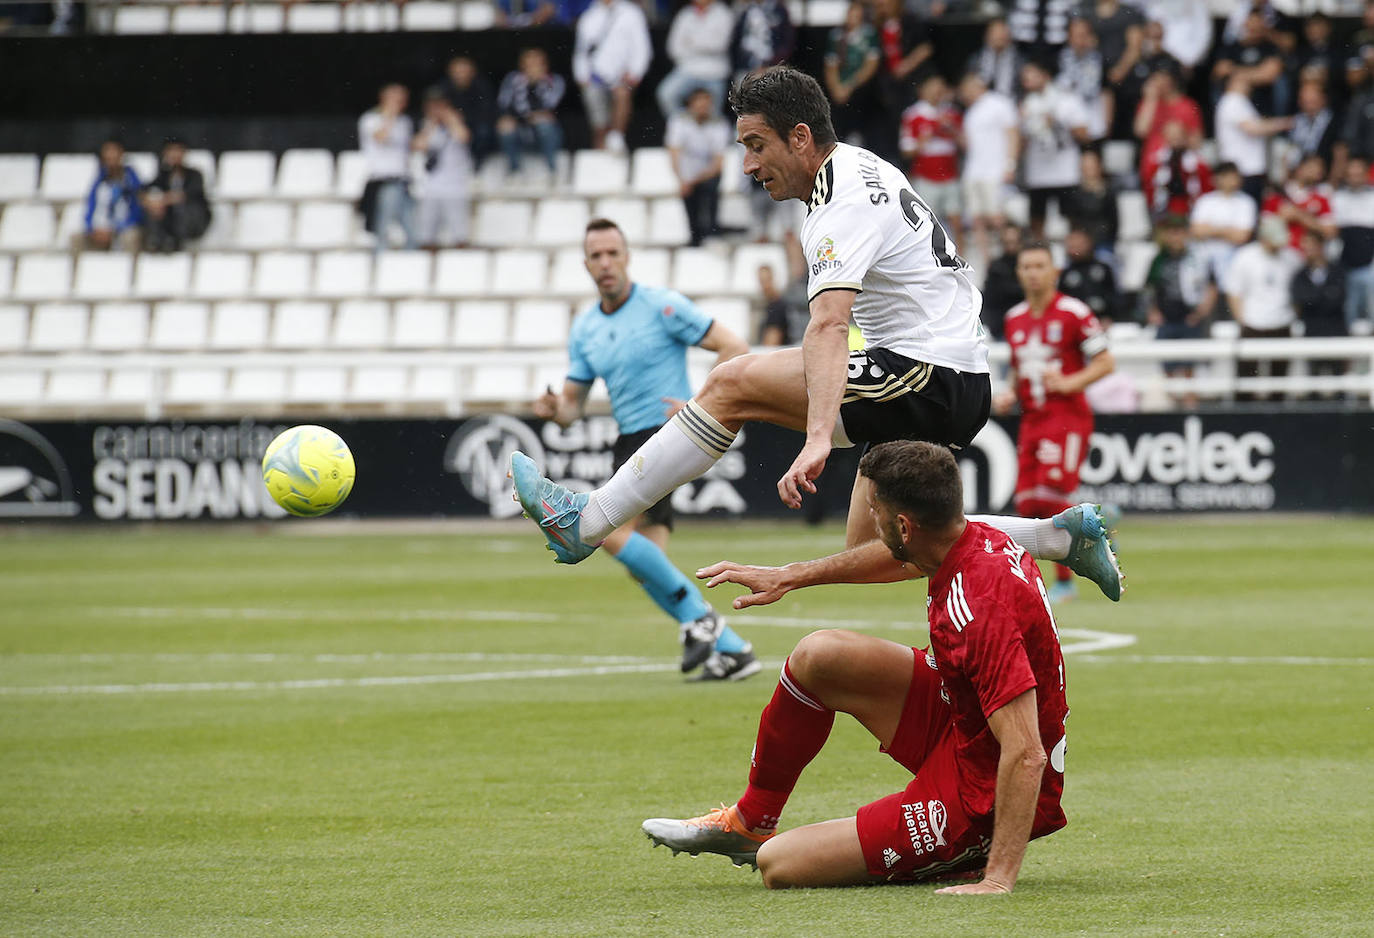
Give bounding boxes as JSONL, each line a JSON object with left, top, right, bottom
{"left": 585, "top": 217, "right": 626, "bottom": 246}
{"left": 1018, "top": 239, "right": 1055, "bottom": 259}
{"left": 1214, "top": 161, "right": 1240, "bottom": 176}
{"left": 859, "top": 441, "right": 963, "bottom": 531}
{"left": 728, "top": 65, "right": 836, "bottom": 148}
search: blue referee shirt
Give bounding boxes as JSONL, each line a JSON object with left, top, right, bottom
{"left": 567, "top": 283, "right": 714, "bottom": 434}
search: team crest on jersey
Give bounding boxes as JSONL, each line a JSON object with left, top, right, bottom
{"left": 1047, "top": 321, "right": 1063, "bottom": 343}
{"left": 812, "top": 237, "right": 839, "bottom": 275}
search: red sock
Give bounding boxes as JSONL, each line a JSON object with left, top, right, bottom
{"left": 1056, "top": 563, "right": 1073, "bottom": 582}
{"left": 734, "top": 658, "right": 834, "bottom": 833}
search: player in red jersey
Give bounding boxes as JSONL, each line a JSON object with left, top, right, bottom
{"left": 642, "top": 440, "right": 1069, "bottom": 893}
{"left": 996, "top": 243, "right": 1115, "bottom": 604}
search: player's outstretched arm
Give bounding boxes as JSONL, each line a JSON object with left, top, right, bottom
{"left": 778, "top": 289, "right": 855, "bottom": 509}
{"left": 936, "top": 688, "right": 1045, "bottom": 896}
{"left": 698, "top": 539, "right": 923, "bottom": 609}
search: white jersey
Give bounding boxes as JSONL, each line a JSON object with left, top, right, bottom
{"left": 801, "top": 142, "right": 989, "bottom": 373}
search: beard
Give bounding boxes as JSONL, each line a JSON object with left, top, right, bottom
{"left": 879, "top": 517, "right": 910, "bottom": 564}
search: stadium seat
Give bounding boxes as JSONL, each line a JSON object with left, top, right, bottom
{"left": 89, "top": 302, "right": 151, "bottom": 351}
{"left": 14, "top": 254, "right": 73, "bottom": 300}
{"left": 216, "top": 151, "right": 277, "bottom": 200}
{"left": 1210, "top": 320, "right": 1241, "bottom": 340}
{"left": 113, "top": 5, "right": 170, "bottom": 34}
{"left": 402, "top": 0, "right": 460, "bottom": 30}
{"left": 549, "top": 248, "right": 593, "bottom": 298}
{"left": 698, "top": 297, "right": 752, "bottom": 341}
{"left": 286, "top": 2, "right": 342, "bottom": 31}
{"left": 510, "top": 299, "right": 572, "bottom": 347}
{"left": 629, "top": 148, "right": 678, "bottom": 197}
{"left": 73, "top": 253, "right": 133, "bottom": 300}
{"left": 228, "top": 2, "right": 285, "bottom": 32}
{"left": 106, "top": 368, "right": 155, "bottom": 406}
{"left": 0, "top": 203, "right": 56, "bottom": 250}
{"left": 54, "top": 201, "right": 85, "bottom": 247}
{"left": 200, "top": 202, "right": 235, "bottom": 248}
{"left": 454, "top": 300, "right": 510, "bottom": 346}
{"left": 647, "top": 197, "right": 691, "bottom": 246}
{"left": 235, "top": 201, "right": 293, "bottom": 249}
{"left": 333, "top": 299, "right": 391, "bottom": 347}
{"left": 0, "top": 370, "right": 44, "bottom": 406}
{"left": 591, "top": 197, "right": 648, "bottom": 243}
{"left": 276, "top": 149, "right": 336, "bottom": 199}
{"left": 40, "top": 154, "right": 95, "bottom": 201}
{"left": 47, "top": 370, "right": 106, "bottom": 405}
{"left": 133, "top": 253, "right": 192, "bottom": 299}
{"left": 335, "top": 151, "right": 368, "bottom": 199}
{"left": 572, "top": 150, "right": 629, "bottom": 196}
{"left": 0, "top": 154, "right": 40, "bottom": 200}
{"left": 719, "top": 144, "right": 746, "bottom": 193}
{"left": 252, "top": 251, "right": 313, "bottom": 299}
{"left": 209, "top": 301, "right": 270, "bottom": 349}
{"left": 1117, "top": 191, "right": 1152, "bottom": 242}
{"left": 227, "top": 366, "right": 289, "bottom": 405}
{"left": 410, "top": 365, "right": 458, "bottom": 404}
{"left": 312, "top": 250, "right": 373, "bottom": 297}
{"left": 392, "top": 299, "right": 452, "bottom": 347}
{"left": 467, "top": 363, "right": 529, "bottom": 401}
{"left": 190, "top": 253, "right": 253, "bottom": 299}
{"left": 171, "top": 5, "right": 227, "bottom": 33}
{"left": 271, "top": 301, "right": 332, "bottom": 349}
{"left": 805, "top": 0, "right": 847, "bottom": 26}
{"left": 0, "top": 256, "right": 11, "bottom": 299}
{"left": 150, "top": 301, "right": 211, "bottom": 350}
{"left": 1118, "top": 241, "right": 1157, "bottom": 292}
{"left": 474, "top": 200, "right": 533, "bottom": 247}
{"left": 671, "top": 247, "right": 729, "bottom": 294}
{"left": 342, "top": 1, "right": 399, "bottom": 31}
{"left": 166, "top": 367, "right": 229, "bottom": 406}
{"left": 185, "top": 149, "right": 217, "bottom": 191}
{"left": 0, "top": 305, "right": 27, "bottom": 351}
{"left": 28, "top": 303, "right": 89, "bottom": 351}
{"left": 295, "top": 201, "right": 357, "bottom": 248}
{"left": 729, "top": 243, "right": 789, "bottom": 293}
{"left": 531, "top": 199, "right": 591, "bottom": 247}
{"left": 433, "top": 248, "right": 493, "bottom": 296}
{"left": 374, "top": 251, "right": 434, "bottom": 297}
{"left": 287, "top": 366, "right": 348, "bottom": 404}
{"left": 459, "top": 1, "right": 497, "bottom": 30}
{"left": 125, "top": 152, "right": 158, "bottom": 184}
{"left": 350, "top": 366, "right": 408, "bottom": 402}
{"left": 628, "top": 247, "right": 670, "bottom": 287}
{"left": 489, "top": 249, "right": 550, "bottom": 296}
{"left": 1102, "top": 140, "right": 1138, "bottom": 178}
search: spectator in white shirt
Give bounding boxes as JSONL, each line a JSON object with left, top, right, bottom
{"left": 1144, "top": 0, "right": 1212, "bottom": 77}
{"left": 1214, "top": 72, "right": 1293, "bottom": 204}
{"left": 1225, "top": 214, "right": 1300, "bottom": 399}
{"left": 1189, "top": 161, "right": 1257, "bottom": 289}
{"left": 1018, "top": 59, "right": 1091, "bottom": 240}
{"left": 359, "top": 83, "right": 417, "bottom": 251}
{"left": 413, "top": 89, "right": 473, "bottom": 249}
{"left": 958, "top": 71, "right": 1019, "bottom": 265}
{"left": 573, "top": 0, "right": 653, "bottom": 152}
{"left": 1331, "top": 155, "right": 1374, "bottom": 328}
{"left": 657, "top": 0, "right": 734, "bottom": 119}
{"left": 666, "top": 87, "right": 732, "bottom": 247}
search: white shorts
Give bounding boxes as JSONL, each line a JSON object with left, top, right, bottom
{"left": 962, "top": 179, "right": 1006, "bottom": 219}
{"left": 416, "top": 196, "right": 470, "bottom": 247}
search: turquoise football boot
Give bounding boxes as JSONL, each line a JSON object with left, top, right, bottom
{"left": 510, "top": 451, "right": 599, "bottom": 564}
{"left": 1052, "top": 503, "right": 1124, "bottom": 602}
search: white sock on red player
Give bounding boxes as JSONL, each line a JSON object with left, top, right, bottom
{"left": 967, "top": 515, "right": 1072, "bottom": 561}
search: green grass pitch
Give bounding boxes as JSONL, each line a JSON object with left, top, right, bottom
{"left": 2, "top": 517, "right": 1371, "bottom": 937}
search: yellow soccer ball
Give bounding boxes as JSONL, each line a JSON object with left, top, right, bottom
{"left": 261, "top": 425, "right": 356, "bottom": 518}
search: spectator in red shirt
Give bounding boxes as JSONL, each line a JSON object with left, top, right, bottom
{"left": 900, "top": 74, "right": 963, "bottom": 253}
{"left": 1142, "top": 119, "right": 1213, "bottom": 220}
{"left": 1133, "top": 68, "right": 1202, "bottom": 171}
{"left": 1262, "top": 153, "right": 1337, "bottom": 248}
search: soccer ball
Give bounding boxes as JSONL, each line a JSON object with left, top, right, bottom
{"left": 261, "top": 425, "right": 356, "bottom": 518}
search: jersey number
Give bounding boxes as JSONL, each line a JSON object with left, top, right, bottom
{"left": 899, "top": 189, "right": 963, "bottom": 271}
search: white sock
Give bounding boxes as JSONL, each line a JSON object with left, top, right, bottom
{"left": 969, "top": 514, "right": 1071, "bottom": 560}
{"left": 581, "top": 400, "right": 736, "bottom": 543}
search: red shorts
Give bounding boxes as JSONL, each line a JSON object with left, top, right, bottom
{"left": 1014, "top": 411, "right": 1092, "bottom": 515}
{"left": 854, "top": 649, "right": 992, "bottom": 882}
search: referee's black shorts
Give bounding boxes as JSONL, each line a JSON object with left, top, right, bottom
{"left": 612, "top": 426, "right": 675, "bottom": 530}
{"left": 838, "top": 347, "right": 990, "bottom": 450}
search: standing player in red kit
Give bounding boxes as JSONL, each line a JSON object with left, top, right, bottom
{"left": 997, "top": 243, "right": 1115, "bottom": 604}
{"left": 642, "top": 441, "right": 1069, "bottom": 893}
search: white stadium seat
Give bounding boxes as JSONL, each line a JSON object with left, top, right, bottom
{"left": 454, "top": 300, "right": 510, "bottom": 347}
{"left": 14, "top": 254, "right": 73, "bottom": 301}
{"left": 171, "top": 5, "right": 227, "bottom": 33}
{"left": 209, "top": 301, "right": 271, "bottom": 349}
{"left": 89, "top": 302, "right": 151, "bottom": 351}
{"left": 199, "top": 202, "right": 234, "bottom": 248}
{"left": 287, "top": 2, "right": 342, "bottom": 31}
{"left": 628, "top": 247, "right": 670, "bottom": 288}
{"left": 549, "top": 248, "right": 593, "bottom": 298}
{"left": 252, "top": 251, "right": 313, "bottom": 299}
{"left": 47, "top": 370, "right": 106, "bottom": 404}
{"left": 697, "top": 297, "right": 752, "bottom": 341}
{"left": 276, "top": 148, "right": 336, "bottom": 198}
{"left": 0, "top": 305, "right": 27, "bottom": 351}
{"left": 235, "top": 200, "right": 293, "bottom": 249}
{"left": 591, "top": 197, "right": 648, "bottom": 243}
{"left": 107, "top": 369, "right": 156, "bottom": 405}
{"left": 0, "top": 370, "right": 44, "bottom": 406}
{"left": 374, "top": 251, "right": 434, "bottom": 297}
{"left": 288, "top": 366, "right": 348, "bottom": 404}
{"left": 125, "top": 152, "right": 158, "bottom": 184}
{"left": 531, "top": 199, "right": 590, "bottom": 247}
{"left": 467, "top": 363, "right": 529, "bottom": 401}
{"left": 730, "top": 243, "right": 789, "bottom": 293}
{"left": 0, "top": 203, "right": 56, "bottom": 249}
{"left": 629, "top": 148, "right": 678, "bottom": 197}
{"left": 271, "top": 301, "right": 332, "bottom": 349}
{"left": 228, "top": 2, "right": 285, "bottom": 32}
{"left": 185, "top": 149, "right": 217, "bottom": 191}
{"left": 410, "top": 365, "right": 457, "bottom": 404}
{"left": 459, "top": 1, "right": 497, "bottom": 30}
{"left": 216, "top": 151, "right": 276, "bottom": 200}
{"left": 719, "top": 144, "right": 746, "bottom": 193}
{"left": 73, "top": 253, "right": 133, "bottom": 300}
{"left": 313, "top": 250, "right": 373, "bottom": 297}
{"left": 166, "top": 367, "right": 228, "bottom": 405}
{"left": 1102, "top": 140, "right": 1137, "bottom": 178}
{"left": 670, "top": 247, "right": 729, "bottom": 294}
{"left": 133, "top": 253, "right": 192, "bottom": 299}
{"left": 805, "top": 0, "right": 847, "bottom": 26}
{"left": 350, "top": 366, "right": 408, "bottom": 402}
{"left": 345, "top": 1, "right": 400, "bottom": 30}
{"left": 571, "top": 150, "right": 629, "bottom": 196}
{"left": 0, "top": 154, "right": 40, "bottom": 200}
{"left": 54, "top": 201, "right": 85, "bottom": 247}
{"left": 1119, "top": 241, "right": 1158, "bottom": 292}
{"left": 647, "top": 197, "right": 691, "bottom": 246}
{"left": 474, "top": 200, "right": 533, "bottom": 247}
{"left": 510, "top": 299, "right": 571, "bottom": 348}
{"left": 335, "top": 151, "right": 368, "bottom": 199}
{"left": 402, "top": 1, "right": 460, "bottom": 30}
{"left": 1117, "top": 191, "right": 1152, "bottom": 242}
{"left": 40, "top": 154, "right": 95, "bottom": 201}
{"left": 295, "top": 201, "right": 357, "bottom": 248}
{"left": 489, "top": 249, "right": 549, "bottom": 296}
{"left": 227, "top": 366, "right": 289, "bottom": 404}
{"left": 333, "top": 299, "right": 391, "bottom": 348}
{"left": 393, "top": 300, "right": 452, "bottom": 347}
{"left": 433, "top": 249, "right": 492, "bottom": 296}
{"left": 150, "top": 301, "right": 211, "bottom": 350}
{"left": 28, "top": 303, "right": 89, "bottom": 351}
{"left": 0, "top": 256, "right": 11, "bottom": 299}
{"left": 114, "top": 5, "right": 170, "bottom": 34}
{"left": 190, "top": 253, "right": 252, "bottom": 299}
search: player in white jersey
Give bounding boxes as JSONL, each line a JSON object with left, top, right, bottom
{"left": 509, "top": 66, "right": 1123, "bottom": 602}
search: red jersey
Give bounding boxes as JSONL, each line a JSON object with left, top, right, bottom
{"left": 900, "top": 100, "right": 961, "bottom": 183}
{"left": 926, "top": 521, "right": 1068, "bottom": 836}
{"left": 1136, "top": 94, "right": 1204, "bottom": 171}
{"left": 1004, "top": 292, "right": 1108, "bottom": 420}
{"left": 1262, "top": 184, "right": 1333, "bottom": 249}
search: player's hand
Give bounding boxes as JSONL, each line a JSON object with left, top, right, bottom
{"left": 935, "top": 879, "right": 1012, "bottom": 896}
{"left": 992, "top": 389, "right": 1017, "bottom": 415}
{"left": 777, "top": 440, "right": 829, "bottom": 509}
{"left": 532, "top": 388, "right": 559, "bottom": 420}
{"left": 1041, "top": 366, "right": 1071, "bottom": 394}
{"left": 697, "top": 561, "right": 791, "bottom": 608}
{"left": 661, "top": 397, "right": 687, "bottom": 419}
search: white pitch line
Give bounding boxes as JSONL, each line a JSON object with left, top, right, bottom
{"left": 1071, "top": 654, "right": 1374, "bottom": 667}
